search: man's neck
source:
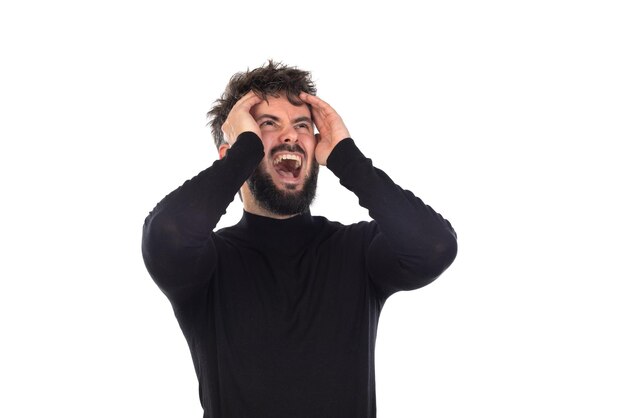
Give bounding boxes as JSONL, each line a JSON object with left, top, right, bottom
{"left": 241, "top": 184, "right": 301, "bottom": 220}
{"left": 243, "top": 204, "right": 299, "bottom": 220}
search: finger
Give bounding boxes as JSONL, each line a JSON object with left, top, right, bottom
{"left": 300, "top": 95, "right": 327, "bottom": 122}
{"left": 308, "top": 108, "right": 326, "bottom": 133}
{"left": 231, "top": 91, "right": 262, "bottom": 114}
{"left": 299, "top": 92, "right": 324, "bottom": 109}
{"left": 299, "top": 92, "right": 336, "bottom": 114}
{"left": 232, "top": 92, "right": 261, "bottom": 115}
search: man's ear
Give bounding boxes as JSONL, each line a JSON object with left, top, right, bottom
{"left": 218, "top": 143, "right": 230, "bottom": 159}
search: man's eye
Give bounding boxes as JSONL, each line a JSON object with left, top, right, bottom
{"left": 260, "top": 120, "right": 276, "bottom": 127}
{"left": 295, "top": 123, "right": 311, "bottom": 131}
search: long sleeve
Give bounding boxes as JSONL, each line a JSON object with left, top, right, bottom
{"left": 326, "top": 138, "right": 457, "bottom": 300}
{"left": 141, "top": 132, "right": 264, "bottom": 300}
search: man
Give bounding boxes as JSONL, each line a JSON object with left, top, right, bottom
{"left": 142, "top": 61, "right": 457, "bottom": 418}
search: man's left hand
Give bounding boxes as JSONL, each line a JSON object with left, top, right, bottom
{"left": 299, "top": 93, "right": 350, "bottom": 166}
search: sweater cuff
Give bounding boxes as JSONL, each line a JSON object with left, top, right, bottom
{"left": 326, "top": 138, "right": 365, "bottom": 178}
{"left": 233, "top": 131, "right": 265, "bottom": 155}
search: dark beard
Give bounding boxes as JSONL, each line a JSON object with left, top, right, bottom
{"left": 247, "top": 160, "right": 319, "bottom": 217}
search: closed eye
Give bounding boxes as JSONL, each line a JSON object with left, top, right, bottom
{"left": 260, "top": 120, "right": 276, "bottom": 127}
{"left": 295, "top": 122, "right": 312, "bottom": 131}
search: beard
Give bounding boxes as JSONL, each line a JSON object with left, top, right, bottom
{"left": 247, "top": 159, "right": 319, "bottom": 217}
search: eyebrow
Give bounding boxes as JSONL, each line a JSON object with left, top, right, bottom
{"left": 255, "top": 114, "right": 313, "bottom": 125}
{"left": 293, "top": 116, "right": 313, "bottom": 125}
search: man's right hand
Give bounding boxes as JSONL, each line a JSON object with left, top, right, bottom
{"left": 221, "top": 91, "right": 264, "bottom": 147}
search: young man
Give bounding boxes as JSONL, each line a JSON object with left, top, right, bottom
{"left": 142, "top": 61, "right": 457, "bottom": 418}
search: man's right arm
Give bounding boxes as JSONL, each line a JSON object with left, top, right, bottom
{"left": 141, "top": 132, "right": 264, "bottom": 300}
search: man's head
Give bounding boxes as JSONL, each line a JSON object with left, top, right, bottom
{"left": 208, "top": 60, "right": 317, "bottom": 149}
{"left": 207, "top": 61, "right": 319, "bottom": 218}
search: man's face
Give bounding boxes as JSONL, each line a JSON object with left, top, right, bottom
{"left": 247, "top": 94, "right": 319, "bottom": 216}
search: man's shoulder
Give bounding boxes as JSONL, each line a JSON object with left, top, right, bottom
{"left": 214, "top": 222, "right": 243, "bottom": 240}
{"left": 311, "top": 215, "right": 378, "bottom": 239}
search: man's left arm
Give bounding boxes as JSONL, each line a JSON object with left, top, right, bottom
{"left": 301, "top": 93, "right": 457, "bottom": 300}
{"left": 327, "top": 138, "right": 457, "bottom": 299}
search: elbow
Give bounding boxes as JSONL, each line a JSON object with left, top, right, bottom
{"left": 402, "top": 233, "right": 458, "bottom": 288}
{"left": 141, "top": 215, "right": 165, "bottom": 277}
{"left": 423, "top": 232, "right": 458, "bottom": 280}
{"left": 141, "top": 212, "right": 180, "bottom": 277}
{"left": 434, "top": 232, "right": 458, "bottom": 273}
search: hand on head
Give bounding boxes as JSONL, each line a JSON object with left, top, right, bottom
{"left": 219, "top": 91, "right": 264, "bottom": 157}
{"left": 299, "top": 93, "right": 350, "bottom": 166}
{"left": 219, "top": 91, "right": 350, "bottom": 167}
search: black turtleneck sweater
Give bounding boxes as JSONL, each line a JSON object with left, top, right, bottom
{"left": 142, "top": 132, "right": 457, "bottom": 418}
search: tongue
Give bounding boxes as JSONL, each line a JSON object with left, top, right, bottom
{"left": 275, "top": 160, "right": 299, "bottom": 178}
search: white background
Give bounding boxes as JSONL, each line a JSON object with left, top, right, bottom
{"left": 1, "top": 0, "right": 625, "bottom": 417}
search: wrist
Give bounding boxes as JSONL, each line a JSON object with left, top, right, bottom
{"left": 326, "top": 137, "right": 360, "bottom": 175}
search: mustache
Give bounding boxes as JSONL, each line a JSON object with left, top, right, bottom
{"left": 270, "top": 143, "right": 306, "bottom": 157}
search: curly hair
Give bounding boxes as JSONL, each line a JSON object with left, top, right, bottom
{"left": 207, "top": 60, "right": 317, "bottom": 149}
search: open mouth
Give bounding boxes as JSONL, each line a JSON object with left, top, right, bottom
{"left": 272, "top": 153, "right": 303, "bottom": 180}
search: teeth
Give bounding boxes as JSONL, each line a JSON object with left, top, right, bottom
{"left": 273, "top": 154, "right": 302, "bottom": 169}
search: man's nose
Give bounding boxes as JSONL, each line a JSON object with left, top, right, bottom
{"left": 279, "top": 126, "right": 298, "bottom": 143}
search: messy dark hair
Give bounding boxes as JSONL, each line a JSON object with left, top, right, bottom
{"left": 207, "top": 60, "right": 317, "bottom": 149}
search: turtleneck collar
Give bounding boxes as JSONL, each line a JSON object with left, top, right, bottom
{"left": 236, "top": 210, "right": 319, "bottom": 252}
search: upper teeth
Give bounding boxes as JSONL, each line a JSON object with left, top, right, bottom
{"left": 273, "top": 154, "right": 302, "bottom": 168}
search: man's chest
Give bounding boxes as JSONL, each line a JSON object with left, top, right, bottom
{"left": 209, "top": 244, "right": 376, "bottom": 349}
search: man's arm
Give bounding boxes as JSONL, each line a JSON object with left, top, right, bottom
{"left": 327, "top": 139, "right": 457, "bottom": 299}
{"left": 142, "top": 92, "right": 264, "bottom": 300}
{"left": 300, "top": 93, "right": 457, "bottom": 300}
